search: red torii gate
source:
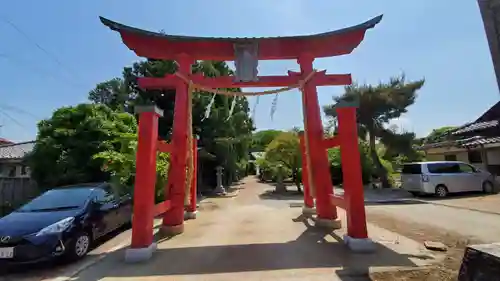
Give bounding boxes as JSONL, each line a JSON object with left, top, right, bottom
{"left": 100, "top": 14, "right": 382, "bottom": 262}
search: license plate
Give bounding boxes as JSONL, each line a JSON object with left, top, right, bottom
{"left": 0, "top": 247, "right": 14, "bottom": 259}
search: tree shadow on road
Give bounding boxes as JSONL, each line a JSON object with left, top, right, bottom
{"left": 69, "top": 215, "right": 432, "bottom": 281}
{"left": 258, "top": 189, "right": 303, "bottom": 201}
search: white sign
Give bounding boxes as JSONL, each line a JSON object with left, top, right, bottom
{"left": 0, "top": 247, "right": 14, "bottom": 259}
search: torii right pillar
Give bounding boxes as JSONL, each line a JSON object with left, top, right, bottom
{"left": 298, "top": 54, "right": 341, "bottom": 229}
{"left": 337, "top": 104, "right": 375, "bottom": 252}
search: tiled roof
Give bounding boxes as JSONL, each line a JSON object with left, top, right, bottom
{"left": 452, "top": 120, "right": 499, "bottom": 135}
{"left": 461, "top": 136, "right": 500, "bottom": 147}
{"left": 420, "top": 136, "right": 500, "bottom": 150}
{"left": 0, "top": 141, "right": 35, "bottom": 160}
{"left": 0, "top": 138, "right": 13, "bottom": 144}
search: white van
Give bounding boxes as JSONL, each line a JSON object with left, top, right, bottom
{"left": 401, "top": 161, "right": 495, "bottom": 197}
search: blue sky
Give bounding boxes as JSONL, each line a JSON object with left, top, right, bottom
{"left": 0, "top": 0, "right": 498, "bottom": 142}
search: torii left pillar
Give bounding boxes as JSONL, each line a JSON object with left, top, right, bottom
{"left": 125, "top": 105, "right": 163, "bottom": 263}
{"left": 299, "top": 54, "right": 341, "bottom": 229}
{"left": 299, "top": 132, "right": 315, "bottom": 215}
{"left": 185, "top": 136, "right": 198, "bottom": 220}
{"left": 161, "top": 55, "right": 193, "bottom": 235}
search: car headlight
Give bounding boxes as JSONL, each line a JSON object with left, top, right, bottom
{"left": 36, "top": 217, "right": 75, "bottom": 236}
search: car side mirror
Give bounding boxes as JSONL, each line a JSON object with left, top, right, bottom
{"left": 120, "top": 194, "right": 132, "bottom": 203}
{"left": 90, "top": 200, "right": 102, "bottom": 210}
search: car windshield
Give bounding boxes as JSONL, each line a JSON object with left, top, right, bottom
{"left": 18, "top": 188, "right": 94, "bottom": 212}
{"left": 402, "top": 164, "right": 422, "bottom": 174}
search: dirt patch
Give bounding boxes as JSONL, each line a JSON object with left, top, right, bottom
{"left": 197, "top": 202, "right": 221, "bottom": 211}
{"left": 426, "top": 194, "right": 500, "bottom": 215}
{"left": 366, "top": 212, "right": 482, "bottom": 281}
{"left": 258, "top": 190, "right": 303, "bottom": 200}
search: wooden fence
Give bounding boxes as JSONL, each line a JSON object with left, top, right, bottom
{"left": 0, "top": 177, "right": 40, "bottom": 217}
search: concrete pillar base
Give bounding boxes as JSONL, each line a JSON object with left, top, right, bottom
{"left": 159, "top": 223, "right": 184, "bottom": 236}
{"left": 184, "top": 210, "right": 198, "bottom": 220}
{"left": 124, "top": 243, "right": 157, "bottom": 263}
{"left": 302, "top": 206, "right": 316, "bottom": 215}
{"left": 343, "top": 235, "right": 376, "bottom": 253}
{"left": 314, "top": 217, "right": 342, "bottom": 229}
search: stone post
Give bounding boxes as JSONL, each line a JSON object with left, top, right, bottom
{"left": 275, "top": 164, "right": 287, "bottom": 193}
{"left": 215, "top": 166, "right": 226, "bottom": 194}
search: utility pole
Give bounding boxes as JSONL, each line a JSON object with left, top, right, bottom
{"left": 478, "top": 0, "right": 500, "bottom": 93}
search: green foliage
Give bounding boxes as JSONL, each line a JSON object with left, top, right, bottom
{"left": 88, "top": 59, "right": 255, "bottom": 189}
{"left": 251, "top": 130, "right": 283, "bottom": 151}
{"left": 263, "top": 131, "right": 302, "bottom": 189}
{"left": 423, "top": 126, "right": 457, "bottom": 144}
{"left": 255, "top": 157, "right": 275, "bottom": 181}
{"left": 327, "top": 140, "right": 376, "bottom": 184}
{"left": 324, "top": 74, "right": 424, "bottom": 187}
{"left": 379, "top": 128, "right": 425, "bottom": 165}
{"left": 88, "top": 78, "right": 130, "bottom": 112}
{"left": 93, "top": 132, "right": 170, "bottom": 202}
{"left": 28, "top": 104, "right": 137, "bottom": 189}
{"left": 264, "top": 132, "right": 300, "bottom": 170}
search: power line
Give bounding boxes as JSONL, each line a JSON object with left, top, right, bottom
{"left": 0, "top": 103, "right": 40, "bottom": 120}
{"left": 0, "top": 109, "right": 26, "bottom": 129}
{"left": 0, "top": 53, "right": 86, "bottom": 90}
{"left": 0, "top": 15, "right": 84, "bottom": 86}
{"left": 0, "top": 109, "right": 32, "bottom": 141}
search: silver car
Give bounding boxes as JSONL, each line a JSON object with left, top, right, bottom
{"left": 401, "top": 161, "right": 496, "bottom": 197}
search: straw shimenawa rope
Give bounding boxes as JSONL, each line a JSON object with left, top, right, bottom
{"left": 180, "top": 70, "right": 318, "bottom": 202}
{"left": 175, "top": 70, "right": 317, "bottom": 97}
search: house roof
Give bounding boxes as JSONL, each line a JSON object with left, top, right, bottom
{"left": 476, "top": 101, "right": 500, "bottom": 122}
{"left": 0, "top": 138, "right": 13, "bottom": 145}
{"left": 450, "top": 101, "right": 500, "bottom": 136}
{"left": 422, "top": 102, "right": 500, "bottom": 150}
{"left": 421, "top": 136, "right": 500, "bottom": 150}
{"left": 0, "top": 141, "right": 35, "bottom": 160}
{"left": 452, "top": 120, "right": 499, "bottom": 135}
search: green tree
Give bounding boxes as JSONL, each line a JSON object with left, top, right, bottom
{"left": 88, "top": 78, "right": 130, "bottom": 112}
{"left": 379, "top": 125, "right": 425, "bottom": 164}
{"left": 324, "top": 74, "right": 424, "bottom": 188}
{"left": 28, "top": 104, "right": 137, "bottom": 189}
{"left": 251, "top": 130, "right": 283, "bottom": 151}
{"left": 264, "top": 131, "right": 302, "bottom": 192}
{"left": 88, "top": 59, "right": 255, "bottom": 188}
{"left": 93, "top": 132, "right": 170, "bottom": 202}
{"left": 423, "top": 126, "right": 456, "bottom": 144}
{"left": 327, "top": 140, "right": 377, "bottom": 185}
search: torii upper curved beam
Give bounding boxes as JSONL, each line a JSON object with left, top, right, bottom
{"left": 99, "top": 15, "right": 383, "bottom": 61}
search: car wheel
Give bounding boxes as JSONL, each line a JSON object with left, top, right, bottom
{"left": 68, "top": 232, "right": 91, "bottom": 260}
{"left": 482, "top": 181, "right": 494, "bottom": 194}
{"left": 435, "top": 185, "right": 448, "bottom": 198}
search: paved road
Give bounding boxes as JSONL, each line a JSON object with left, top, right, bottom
{"left": 366, "top": 202, "right": 500, "bottom": 243}
{"left": 66, "top": 178, "right": 436, "bottom": 281}
{"left": 3, "top": 178, "right": 440, "bottom": 281}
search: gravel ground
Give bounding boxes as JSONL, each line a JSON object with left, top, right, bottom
{"left": 366, "top": 202, "right": 500, "bottom": 243}
{"left": 366, "top": 211, "right": 483, "bottom": 281}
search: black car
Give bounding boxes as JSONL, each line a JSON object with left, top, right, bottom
{"left": 0, "top": 183, "right": 132, "bottom": 264}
